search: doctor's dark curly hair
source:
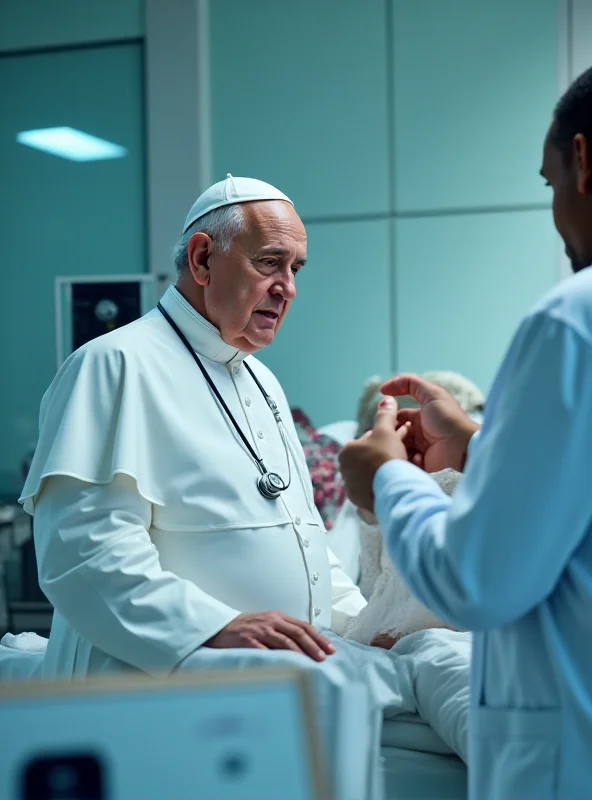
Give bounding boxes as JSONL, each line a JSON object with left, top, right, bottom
{"left": 551, "top": 65, "right": 592, "bottom": 163}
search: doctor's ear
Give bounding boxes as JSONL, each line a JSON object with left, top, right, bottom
{"left": 574, "top": 134, "right": 592, "bottom": 194}
{"left": 187, "top": 232, "right": 212, "bottom": 286}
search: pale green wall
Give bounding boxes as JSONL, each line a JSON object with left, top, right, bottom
{"left": 260, "top": 219, "right": 392, "bottom": 424}
{"left": 394, "top": 210, "right": 558, "bottom": 393}
{"left": 0, "top": 4, "right": 146, "bottom": 498}
{"left": 210, "top": 0, "right": 390, "bottom": 219}
{"left": 391, "top": 0, "right": 556, "bottom": 211}
{"left": 391, "top": 0, "right": 559, "bottom": 395}
{"left": 210, "top": 0, "right": 560, "bottom": 428}
{"left": 211, "top": 0, "right": 393, "bottom": 426}
{"left": 0, "top": 0, "right": 143, "bottom": 52}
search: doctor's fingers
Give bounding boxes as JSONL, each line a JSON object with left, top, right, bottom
{"left": 411, "top": 452, "right": 424, "bottom": 468}
{"left": 373, "top": 397, "right": 399, "bottom": 433}
{"left": 396, "top": 408, "right": 420, "bottom": 428}
{"left": 395, "top": 422, "right": 411, "bottom": 441}
{"left": 381, "top": 374, "right": 443, "bottom": 407}
{"left": 396, "top": 409, "right": 428, "bottom": 448}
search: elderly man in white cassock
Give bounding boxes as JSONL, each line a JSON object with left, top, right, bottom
{"left": 9, "top": 177, "right": 473, "bottom": 795}
{"left": 20, "top": 175, "right": 370, "bottom": 677}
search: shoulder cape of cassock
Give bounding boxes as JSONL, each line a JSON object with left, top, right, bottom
{"left": 19, "top": 286, "right": 292, "bottom": 518}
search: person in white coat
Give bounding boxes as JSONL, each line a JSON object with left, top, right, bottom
{"left": 21, "top": 175, "right": 367, "bottom": 679}
{"left": 339, "top": 66, "right": 592, "bottom": 799}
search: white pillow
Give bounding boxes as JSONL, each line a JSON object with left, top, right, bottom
{"left": 317, "top": 421, "right": 360, "bottom": 583}
{"left": 325, "top": 500, "right": 361, "bottom": 584}
{"left": 318, "top": 420, "right": 357, "bottom": 447}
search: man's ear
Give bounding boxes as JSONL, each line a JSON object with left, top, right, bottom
{"left": 187, "top": 232, "right": 213, "bottom": 286}
{"left": 574, "top": 133, "right": 592, "bottom": 194}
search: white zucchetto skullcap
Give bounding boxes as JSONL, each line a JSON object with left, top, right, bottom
{"left": 182, "top": 174, "right": 293, "bottom": 234}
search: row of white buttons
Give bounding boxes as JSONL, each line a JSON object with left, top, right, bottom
{"left": 232, "top": 370, "right": 272, "bottom": 446}
{"left": 239, "top": 394, "right": 262, "bottom": 438}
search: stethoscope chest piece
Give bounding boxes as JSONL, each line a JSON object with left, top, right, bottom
{"left": 257, "top": 471, "right": 287, "bottom": 499}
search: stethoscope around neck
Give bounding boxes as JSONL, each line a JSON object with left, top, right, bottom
{"left": 157, "top": 302, "right": 291, "bottom": 500}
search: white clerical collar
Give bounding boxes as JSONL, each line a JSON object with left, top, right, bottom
{"left": 159, "top": 285, "right": 249, "bottom": 365}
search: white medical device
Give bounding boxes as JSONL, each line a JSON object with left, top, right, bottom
{"left": 54, "top": 274, "right": 155, "bottom": 369}
{"left": 0, "top": 667, "right": 327, "bottom": 800}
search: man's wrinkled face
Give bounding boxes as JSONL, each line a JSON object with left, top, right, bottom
{"left": 189, "top": 201, "right": 307, "bottom": 352}
{"left": 541, "top": 123, "right": 592, "bottom": 273}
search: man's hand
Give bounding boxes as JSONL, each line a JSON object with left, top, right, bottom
{"left": 381, "top": 374, "right": 480, "bottom": 473}
{"left": 339, "top": 396, "right": 409, "bottom": 512}
{"left": 204, "top": 611, "right": 336, "bottom": 662}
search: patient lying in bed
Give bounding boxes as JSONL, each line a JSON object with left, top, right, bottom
{"left": 344, "top": 374, "right": 482, "bottom": 647}
{"left": 344, "top": 468, "right": 461, "bottom": 646}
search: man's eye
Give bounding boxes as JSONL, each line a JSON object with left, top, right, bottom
{"left": 259, "top": 259, "right": 276, "bottom": 268}
{"left": 291, "top": 267, "right": 300, "bottom": 276}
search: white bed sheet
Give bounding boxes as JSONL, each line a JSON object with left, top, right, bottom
{"left": 382, "top": 629, "right": 470, "bottom": 764}
{"left": 0, "top": 632, "right": 46, "bottom": 680}
{"left": 381, "top": 747, "right": 467, "bottom": 800}
{"left": 382, "top": 714, "right": 454, "bottom": 756}
{"left": 1, "top": 629, "right": 470, "bottom": 759}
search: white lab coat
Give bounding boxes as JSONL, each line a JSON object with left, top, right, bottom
{"left": 374, "top": 266, "right": 592, "bottom": 799}
{"left": 21, "top": 286, "right": 366, "bottom": 678}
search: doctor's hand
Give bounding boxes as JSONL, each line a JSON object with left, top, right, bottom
{"left": 339, "top": 397, "right": 409, "bottom": 513}
{"left": 381, "top": 374, "right": 480, "bottom": 473}
{"left": 204, "top": 612, "right": 336, "bottom": 662}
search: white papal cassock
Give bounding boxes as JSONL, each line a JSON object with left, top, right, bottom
{"left": 19, "top": 285, "right": 367, "bottom": 679}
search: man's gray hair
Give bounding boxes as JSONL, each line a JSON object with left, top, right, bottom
{"left": 173, "top": 203, "right": 245, "bottom": 274}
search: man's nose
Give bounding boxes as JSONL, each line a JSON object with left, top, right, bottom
{"left": 272, "top": 272, "right": 296, "bottom": 300}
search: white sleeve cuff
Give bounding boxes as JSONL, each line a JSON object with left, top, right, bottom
{"left": 372, "top": 459, "right": 450, "bottom": 549}
{"left": 373, "top": 458, "right": 432, "bottom": 499}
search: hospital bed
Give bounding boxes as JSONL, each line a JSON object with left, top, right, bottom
{"left": 322, "top": 421, "right": 469, "bottom": 800}
{"left": 0, "top": 627, "right": 469, "bottom": 800}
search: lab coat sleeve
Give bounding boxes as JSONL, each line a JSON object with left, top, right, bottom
{"left": 34, "top": 473, "right": 241, "bottom": 674}
{"left": 374, "top": 312, "right": 592, "bottom": 631}
{"left": 328, "top": 545, "right": 367, "bottom": 635}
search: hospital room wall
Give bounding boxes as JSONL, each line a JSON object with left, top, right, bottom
{"left": 207, "top": 0, "right": 578, "bottom": 427}
{"left": 390, "top": 0, "right": 560, "bottom": 399}
{"left": 0, "top": 0, "right": 143, "bottom": 51}
{"left": 208, "top": 0, "right": 393, "bottom": 425}
{"left": 0, "top": 0, "right": 146, "bottom": 498}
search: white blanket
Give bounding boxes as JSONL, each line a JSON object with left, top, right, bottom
{"left": 0, "top": 628, "right": 470, "bottom": 763}
{"left": 345, "top": 470, "right": 462, "bottom": 645}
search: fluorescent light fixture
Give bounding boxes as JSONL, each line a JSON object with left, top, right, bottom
{"left": 16, "top": 126, "right": 127, "bottom": 162}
